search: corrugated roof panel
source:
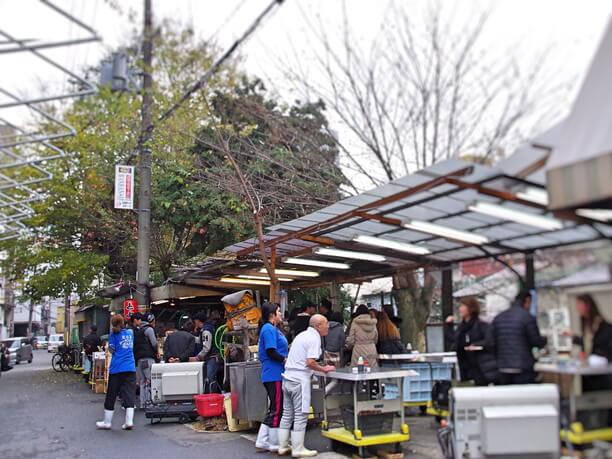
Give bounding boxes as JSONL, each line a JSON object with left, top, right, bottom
{"left": 391, "top": 173, "right": 436, "bottom": 188}
{"left": 340, "top": 193, "right": 380, "bottom": 207}
{"left": 385, "top": 205, "right": 447, "bottom": 221}
{"left": 502, "top": 235, "right": 561, "bottom": 250}
{"left": 419, "top": 159, "right": 473, "bottom": 176}
{"left": 544, "top": 226, "right": 598, "bottom": 243}
{"left": 595, "top": 223, "right": 612, "bottom": 237}
{"left": 359, "top": 181, "right": 404, "bottom": 197}
{"left": 317, "top": 202, "right": 359, "bottom": 216}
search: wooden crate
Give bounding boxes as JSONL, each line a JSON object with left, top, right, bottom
{"left": 93, "top": 379, "right": 106, "bottom": 394}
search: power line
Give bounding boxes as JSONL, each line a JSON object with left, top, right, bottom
{"left": 206, "top": 0, "right": 248, "bottom": 44}
{"left": 157, "top": 0, "right": 285, "bottom": 125}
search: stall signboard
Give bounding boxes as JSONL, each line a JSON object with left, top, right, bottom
{"left": 123, "top": 298, "right": 137, "bottom": 318}
{"left": 114, "top": 165, "right": 135, "bottom": 209}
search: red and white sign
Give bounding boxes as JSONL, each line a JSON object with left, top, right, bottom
{"left": 114, "top": 165, "right": 135, "bottom": 209}
{"left": 123, "top": 298, "right": 138, "bottom": 318}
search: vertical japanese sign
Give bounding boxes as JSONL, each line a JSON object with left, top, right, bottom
{"left": 114, "top": 165, "right": 135, "bottom": 209}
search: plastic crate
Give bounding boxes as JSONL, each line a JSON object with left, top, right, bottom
{"left": 341, "top": 406, "right": 394, "bottom": 436}
{"left": 401, "top": 362, "right": 453, "bottom": 403}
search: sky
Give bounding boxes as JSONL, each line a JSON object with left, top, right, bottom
{"left": 1, "top": 0, "right": 611, "bottom": 187}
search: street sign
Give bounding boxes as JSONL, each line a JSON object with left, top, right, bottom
{"left": 114, "top": 165, "right": 135, "bottom": 209}
{"left": 123, "top": 298, "right": 137, "bottom": 318}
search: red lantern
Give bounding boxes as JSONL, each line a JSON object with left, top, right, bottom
{"left": 123, "top": 298, "right": 138, "bottom": 318}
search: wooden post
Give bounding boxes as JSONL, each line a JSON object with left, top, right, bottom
{"left": 329, "top": 282, "right": 339, "bottom": 309}
{"left": 268, "top": 246, "right": 280, "bottom": 303}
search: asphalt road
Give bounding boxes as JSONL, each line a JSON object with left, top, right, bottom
{"left": 0, "top": 350, "right": 441, "bottom": 459}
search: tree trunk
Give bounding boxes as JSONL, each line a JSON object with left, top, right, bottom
{"left": 392, "top": 269, "right": 437, "bottom": 352}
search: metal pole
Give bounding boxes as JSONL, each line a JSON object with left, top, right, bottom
{"left": 64, "top": 292, "right": 70, "bottom": 344}
{"left": 135, "top": 0, "right": 154, "bottom": 309}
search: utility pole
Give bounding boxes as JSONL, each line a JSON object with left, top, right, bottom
{"left": 135, "top": 0, "right": 154, "bottom": 310}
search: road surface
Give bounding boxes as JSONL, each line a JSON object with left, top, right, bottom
{"left": 0, "top": 350, "right": 441, "bottom": 459}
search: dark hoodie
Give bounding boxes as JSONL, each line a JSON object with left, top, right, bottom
{"left": 323, "top": 321, "right": 345, "bottom": 354}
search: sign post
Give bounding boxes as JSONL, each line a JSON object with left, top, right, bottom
{"left": 114, "top": 165, "right": 135, "bottom": 210}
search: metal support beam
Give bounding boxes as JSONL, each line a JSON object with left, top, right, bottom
{"left": 525, "top": 250, "right": 535, "bottom": 290}
{"left": 441, "top": 265, "right": 453, "bottom": 319}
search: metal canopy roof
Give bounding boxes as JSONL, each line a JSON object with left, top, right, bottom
{"left": 213, "top": 158, "right": 611, "bottom": 287}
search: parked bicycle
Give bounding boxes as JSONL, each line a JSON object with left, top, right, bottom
{"left": 51, "top": 344, "right": 81, "bottom": 372}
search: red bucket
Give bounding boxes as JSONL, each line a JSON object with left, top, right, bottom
{"left": 194, "top": 394, "right": 225, "bottom": 417}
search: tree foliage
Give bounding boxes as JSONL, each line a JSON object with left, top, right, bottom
{"left": 1, "top": 23, "right": 345, "bottom": 299}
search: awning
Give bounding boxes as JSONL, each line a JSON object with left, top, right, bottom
{"left": 172, "top": 158, "right": 611, "bottom": 289}
{"left": 547, "top": 19, "right": 612, "bottom": 210}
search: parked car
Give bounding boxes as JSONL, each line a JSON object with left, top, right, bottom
{"left": 35, "top": 336, "right": 48, "bottom": 350}
{"left": 1, "top": 337, "right": 33, "bottom": 365}
{"left": 0, "top": 341, "right": 10, "bottom": 373}
{"left": 47, "top": 334, "right": 64, "bottom": 353}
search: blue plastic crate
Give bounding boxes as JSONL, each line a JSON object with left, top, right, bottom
{"left": 400, "top": 362, "right": 453, "bottom": 403}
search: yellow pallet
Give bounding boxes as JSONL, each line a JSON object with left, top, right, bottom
{"left": 425, "top": 401, "right": 449, "bottom": 418}
{"left": 560, "top": 423, "right": 612, "bottom": 445}
{"left": 402, "top": 401, "right": 427, "bottom": 408}
{"left": 321, "top": 425, "right": 410, "bottom": 447}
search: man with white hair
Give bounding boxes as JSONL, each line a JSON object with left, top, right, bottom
{"left": 278, "top": 314, "right": 335, "bottom": 457}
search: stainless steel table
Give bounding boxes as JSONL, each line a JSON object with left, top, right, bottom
{"left": 378, "top": 352, "right": 457, "bottom": 363}
{"left": 314, "top": 368, "right": 418, "bottom": 458}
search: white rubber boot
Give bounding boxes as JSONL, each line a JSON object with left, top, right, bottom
{"left": 255, "top": 423, "right": 270, "bottom": 451}
{"left": 277, "top": 428, "right": 291, "bottom": 456}
{"left": 291, "top": 430, "right": 317, "bottom": 458}
{"left": 268, "top": 427, "right": 280, "bottom": 452}
{"left": 122, "top": 407, "right": 134, "bottom": 430}
{"left": 96, "top": 409, "right": 114, "bottom": 429}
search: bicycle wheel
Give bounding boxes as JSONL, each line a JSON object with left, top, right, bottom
{"left": 51, "top": 353, "right": 63, "bottom": 372}
{"left": 60, "top": 354, "right": 71, "bottom": 372}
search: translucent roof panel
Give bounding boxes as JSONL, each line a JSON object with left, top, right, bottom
{"left": 223, "top": 158, "right": 610, "bottom": 270}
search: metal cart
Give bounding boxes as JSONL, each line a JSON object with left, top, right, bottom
{"left": 535, "top": 361, "right": 612, "bottom": 446}
{"left": 315, "top": 367, "right": 418, "bottom": 458}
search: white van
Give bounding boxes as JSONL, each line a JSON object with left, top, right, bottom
{"left": 47, "top": 334, "right": 64, "bottom": 353}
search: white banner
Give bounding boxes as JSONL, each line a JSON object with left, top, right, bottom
{"left": 114, "top": 165, "right": 135, "bottom": 209}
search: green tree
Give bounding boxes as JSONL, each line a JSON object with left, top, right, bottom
{"left": 2, "top": 23, "right": 345, "bottom": 296}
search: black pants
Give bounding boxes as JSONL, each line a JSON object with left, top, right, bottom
{"left": 263, "top": 381, "right": 283, "bottom": 428}
{"left": 104, "top": 371, "right": 136, "bottom": 410}
{"left": 498, "top": 371, "right": 536, "bottom": 385}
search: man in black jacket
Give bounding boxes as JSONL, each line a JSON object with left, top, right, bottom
{"left": 134, "top": 313, "right": 158, "bottom": 407}
{"left": 164, "top": 320, "right": 196, "bottom": 363}
{"left": 83, "top": 326, "right": 101, "bottom": 382}
{"left": 490, "top": 290, "right": 547, "bottom": 384}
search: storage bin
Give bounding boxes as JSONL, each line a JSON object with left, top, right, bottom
{"left": 400, "top": 362, "right": 453, "bottom": 403}
{"left": 194, "top": 394, "right": 225, "bottom": 417}
{"left": 341, "top": 406, "right": 394, "bottom": 436}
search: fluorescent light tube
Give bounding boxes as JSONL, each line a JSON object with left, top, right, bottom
{"left": 238, "top": 274, "right": 294, "bottom": 282}
{"left": 257, "top": 268, "right": 320, "bottom": 277}
{"left": 283, "top": 257, "right": 350, "bottom": 270}
{"left": 576, "top": 208, "right": 612, "bottom": 222}
{"left": 221, "top": 277, "right": 270, "bottom": 285}
{"left": 468, "top": 201, "right": 563, "bottom": 230}
{"left": 313, "top": 247, "right": 386, "bottom": 262}
{"left": 403, "top": 220, "right": 489, "bottom": 245}
{"left": 516, "top": 187, "right": 549, "bottom": 206}
{"left": 352, "top": 234, "right": 430, "bottom": 255}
